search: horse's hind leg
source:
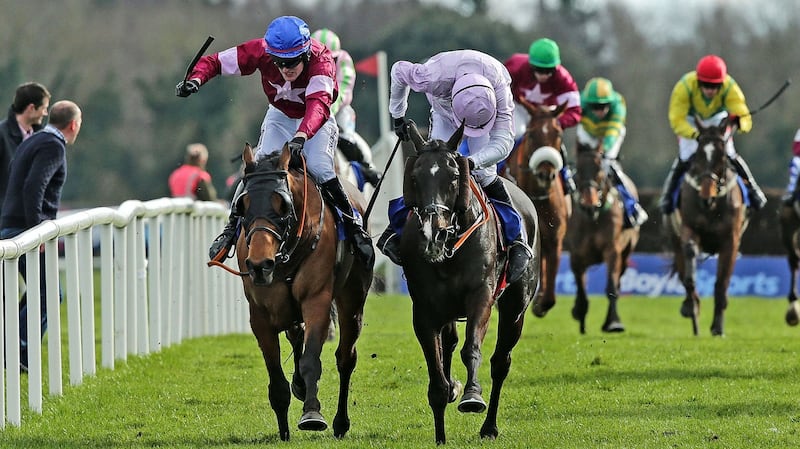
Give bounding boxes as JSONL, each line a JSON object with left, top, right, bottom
{"left": 480, "top": 294, "right": 527, "bottom": 440}
{"left": 441, "top": 321, "right": 462, "bottom": 403}
{"left": 286, "top": 324, "right": 306, "bottom": 401}
{"left": 331, "top": 291, "right": 367, "bottom": 439}
{"left": 250, "top": 304, "right": 292, "bottom": 441}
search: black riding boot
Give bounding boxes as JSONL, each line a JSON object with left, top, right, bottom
{"left": 320, "top": 178, "right": 375, "bottom": 267}
{"left": 376, "top": 226, "right": 402, "bottom": 265}
{"left": 483, "top": 179, "right": 533, "bottom": 284}
{"left": 659, "top": 158, "right": 690, "bottom": 214}
{"left": 729, "top": 154, "right": 767, "bottom": 210}
{"left": 339, "top": 137, "right": 381, "bottom": 185}
{"left": 559, "top": 143, "right": 576, "bottom": 195}
{"left": 209, "top": 181, "right": 244, "bottom": 261}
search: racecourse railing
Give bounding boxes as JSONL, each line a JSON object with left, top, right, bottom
{"left": 0, "top": 197, "right": 249, "bottom": 428}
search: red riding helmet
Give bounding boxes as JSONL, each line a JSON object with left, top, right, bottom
{"left": 696, "top": 55, "right": 727, "bottom": 84}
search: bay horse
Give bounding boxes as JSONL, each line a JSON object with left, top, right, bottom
{"left": 234, "top": 142, "right": 372, "bottom": 440}
{"left": 505, "top": 97, "right": 570, "bottom": 317}
{"left": 567, "top": 141, "right": 640, "bottom": 334}
{"left": 665, "top": 116, "right": 748, "bottom": 336}
{"left": 778, "top": 198, "right": 800, "bottom": 325}
{"left": 399, "top": 121, "right": 541, "bottom": 444}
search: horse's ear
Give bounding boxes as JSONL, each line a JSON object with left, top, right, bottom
{"left": 243, "top": 142, "right": 255, "bottom": 173}
{"left": 447, "top": 121, "right": 465, "bottom": 151}
{"left": 278, "top": 142, "right": 291, "bottom": 170}
{"left": 694, "top": 114, "right": 706, "bottom": 135}
{"left": 408, "top": 119, "right": 424, "bottom": 154}
{"left": 454, "top": 156, "right": 471, "bottom": 213}
{"left": 402, "top": 156, "right": 418, "bottom": 208}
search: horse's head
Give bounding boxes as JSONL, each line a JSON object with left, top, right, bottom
{"left": 517, "top": 98, "right": 566, "bottom": 192}
{"left": 402, "top": 121, "right": 471, "bottom": 263}
{"left": 237, "top": 143, "right": 297, "bottom": 286}
{"left": 690, "top": 115, "right": 734, "bottom": 203}
{"left": 574, "top": 140, "right": 609, "bottom": 220}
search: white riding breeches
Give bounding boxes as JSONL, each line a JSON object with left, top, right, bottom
{"left": 254, "top": 106, "right": 339, "bottom": 184}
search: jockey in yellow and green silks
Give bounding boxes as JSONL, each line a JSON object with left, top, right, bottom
{"left": 659, "top": 54, "right": 766, "bottom": 214}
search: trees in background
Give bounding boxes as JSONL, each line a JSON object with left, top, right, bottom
{"left": 1, "top": 0, "right": 798, "bottom": 207}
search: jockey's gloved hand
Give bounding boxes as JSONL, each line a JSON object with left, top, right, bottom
{"left": 175, "top": 79, "right": 200, "bottom": 97}
{"left": 728, "top": 114, "right": 740, "bottom": 128}
{"left": 287, "top": 136, "right": 306, "bottom": 168}
{"left": 287, "top": 136, "right": 306, "bottom": 156}
{"left": 393, "top": 117, "right": 410, "bottom": 142}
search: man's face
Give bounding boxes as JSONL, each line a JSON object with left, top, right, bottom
{"left": 273, "top": 55, "right": 305, "bottom": 82}
{"left": 699, "top": 82, "right": 722, "bottom": 99}
{"left": 23, "top": 98, "right": 49, "bottom": 126}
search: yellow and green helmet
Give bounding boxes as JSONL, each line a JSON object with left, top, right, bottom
{"left": 582, "top": 77, "right": 615, "bottom": 104}
{"left": 528, "top": 38, "right": 561, "bottom": 68}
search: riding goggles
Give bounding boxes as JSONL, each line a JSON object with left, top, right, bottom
{"left": 273, "top": 55, "right": 304, "bottom": 69}
{"left": 532, "top": 66, "right": 555, "bottom": 75}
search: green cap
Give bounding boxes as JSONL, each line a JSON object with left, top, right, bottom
{"left": 582, "top": 77, "right": 615, "bottom": 104}
{"left": 528, "top": 38, "right": 561, "bottom": 68}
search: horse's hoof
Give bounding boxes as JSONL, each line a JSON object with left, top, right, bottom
{"left": 480, "top": 424, "right": 498, "bottom": 440}
{"left": 279, "top": 430, "right": 290, "bottom": 442}
{"left": 680, "top": 301, "right": 694, "bottom": 318}
{"left": 298, "top": 411, "right": 328, "bottom": 431}
{"left": 448, "top": 380, "right": 463, "bottom": 403}
{"left": 291, "top": 377, "right": 306, "bottom": 401}
{"left": 532, "top": 300, "right": 554, "bottom": 318}
{"left": 786, "top": 301, "right": 800, "bottom": 326}
{"left": 458, "top": 392, "right": 487, "bottom": 413}
{"left": 602, "top": 322, "right": 625, "bottom": 333}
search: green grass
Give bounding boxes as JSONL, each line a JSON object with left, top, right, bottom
{"left": 2, "top": 293, "right": 800, "bottom": 448}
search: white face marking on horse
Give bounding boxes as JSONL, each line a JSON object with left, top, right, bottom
{"left": 703, "top": 142, "right": 714, "bottom": 161}
{"left": 422, "top": 219, "right": 433, "bottom": 241}
{"left": 540, "top": 123, "right": 548, "bottom": 135}
{"left": 430, "top": 161, "right": 440, "bottom": 177}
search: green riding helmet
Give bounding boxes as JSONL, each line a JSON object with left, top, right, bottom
{"left": 582, "top": 77, "right": 615, "bottom": 104}
{"left": 528, "top": 38, "right": 561, "bottom": 68}
{"left": 311, "top": 28, "right": 341, "bottom": 58}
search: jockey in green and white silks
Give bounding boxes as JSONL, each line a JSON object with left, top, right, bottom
{"left": 577, "top": 77, "right": 648, "bottom": 227}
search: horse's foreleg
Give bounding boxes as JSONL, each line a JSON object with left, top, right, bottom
{"left": 571, "top": 262, "right": 589, "bottom": 334}
{"left": 250, "top": 303, "right": 292, "bottom": 441}
{"left": 480, "top": 292, "right": 527, "bottom": 440}
{"left": 285, "top": 324, "right": 306, "bottom": 401}
{"left": 711, "top": 245, "right": 736, "bottom": 337}
{"left": 532, "top": 248, "right": 559, "bottom": 317}
{"left": 458, "top": 302, "right": 491, "bottom": 414}
{"left": 296, "top": 297, "right": 332, "bottom": 432}
{"left": 680, "top": 237, "right": 701, "bottom": 336}
{"left": 602, "top": 249, "right": 625, "bottom": 333}
{"left": 412, "top": 312, "right": 449, "bottom": 444}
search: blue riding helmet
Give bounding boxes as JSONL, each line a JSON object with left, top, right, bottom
{"left": 264, "top": 16, "right": 311, "bottom": 58}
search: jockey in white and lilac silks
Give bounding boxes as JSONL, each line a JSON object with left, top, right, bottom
{"left": 176, "top": 15, "right": 373, "bottom": 266}
{"left": 376, "top": 49, "right": 532, "bottom": 284}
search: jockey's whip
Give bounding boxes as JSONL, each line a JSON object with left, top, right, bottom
{"left": 364, "top": 137, "right": 403, "bottom": 222}
{"left": 183, "top": 35, "right": 215, "bottom": 82}
{"left": 746, "top": 79, "right": 791, "bottom": 117}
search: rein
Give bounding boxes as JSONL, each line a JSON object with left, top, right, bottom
{"left": 445, "top": 177, "right": 491, "bottom": 258}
